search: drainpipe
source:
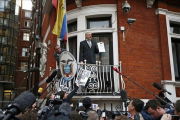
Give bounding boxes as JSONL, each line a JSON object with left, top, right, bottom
{"left": 33, "top": 0, "right": 43, "bottom": 95}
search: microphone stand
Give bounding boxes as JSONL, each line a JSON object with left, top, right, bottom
{"left": 124, "top": 102, "right": 128, "bottom": 116}
{"left": 12, "top": 73, "right": 29, "bottom": 101}
{"left": 114, "top": 69, "right": 174, "bottom": 108}
{"left": 38, "top": 81, "right": 56, "bottom": 108}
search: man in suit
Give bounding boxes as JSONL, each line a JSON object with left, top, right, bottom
{"left": 79, "top": 31, "right": 99, "bottom": 64}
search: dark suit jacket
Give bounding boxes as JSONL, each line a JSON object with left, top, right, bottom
{"left": 79, "top": 40, "right": 99, "bottom": 64}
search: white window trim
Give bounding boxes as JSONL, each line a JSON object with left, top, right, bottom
{"left": 67, "top": 4, "right": 118, "bottom": 65}
{"left": 156, "top": 8, "right": 180, "bottom": 102}
{"left": 67, "top": 4, "right": 120, "bottom": 92}
{"left": 156, "top": 8, "right": 180, "bottom": 82}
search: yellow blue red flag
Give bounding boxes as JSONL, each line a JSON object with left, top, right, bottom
{"left": 52, "top": 0, "right": 67, "bottom": 41}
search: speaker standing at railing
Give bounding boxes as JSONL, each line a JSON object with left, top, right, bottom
{"left": 54, "top": 44, "right": 66, "bottom": 66}
{"left": 54, "top": 44, "right": 66, "bottom": 78}
{"left": 79, "top": 31, "right": 99, "bottom": 64}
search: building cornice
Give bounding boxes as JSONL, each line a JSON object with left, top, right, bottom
{"left": 155, "top": 8, "right": 180, "bottom": 16}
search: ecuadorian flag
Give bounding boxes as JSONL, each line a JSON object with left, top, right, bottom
{"left": 52, "top": 0, "right": 67, "bottom": 41}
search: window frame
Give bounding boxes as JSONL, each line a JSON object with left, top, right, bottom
{"left": 21, "top": 62, "right": 28, "bottom": 71}
{"left": 166, "top": 12, "right": 180, "bottom": 81}
{"left": 24, "top": 21, "right": 30, "bottom": 27}
{"left": 68, "top": 21, "right": 77, "bottom": 33}
{"left": 87, "top": 17, "right": 112, "bottom": 29}
{"left": 23, "top": 33, "right": 30, "bottom": 41}
{"left": 171, "top": 38, "right": 180, "bottom": 80}
{"left": 22, "top": 47, "right": 29, "bottom": 57}
{"left": 25, "top": 11, "right": 31, "bottom": 18}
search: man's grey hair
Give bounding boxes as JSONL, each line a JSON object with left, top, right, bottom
{"left": 85, "top": 31, "right": 91, "bottom": 35}
{"left": 87, "top": 111, "right": 98, "bottom": 120}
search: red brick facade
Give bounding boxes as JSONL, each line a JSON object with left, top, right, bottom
{"left": 38, "top": 0, "right": 180, "bottom": 99}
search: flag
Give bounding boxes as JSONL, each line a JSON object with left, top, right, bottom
{"left": 52, "top": 0, "right": 67, "bottom": 42}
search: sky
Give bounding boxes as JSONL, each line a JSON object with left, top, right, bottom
{"left": 16, "top": 0, "right": 32, "bottom": 10}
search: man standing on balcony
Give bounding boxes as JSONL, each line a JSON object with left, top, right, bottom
{"left": 54, "top": 44, "right": 66, "bottom": 66}
{"left": 79, "top": 31, "right": 99, "bottom": 64}
{"left": 54, "top": 44, "right": 66, "bottom": 78}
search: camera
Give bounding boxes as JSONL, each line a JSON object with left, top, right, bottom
{"left": 79, "top": 111, "right": 88, "bottom": 120}
{"left": 127, "top": 18, "right": 136, "bottom": 25}
{"left": 37, "top": 106, "right": 49, "bottom": 119}
{"left": 122, "top": 1, "right": 131, "bottom": 13}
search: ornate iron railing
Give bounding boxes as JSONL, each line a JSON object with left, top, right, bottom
{"left": 50, "top": 61, "right": 124, "bottom": 95}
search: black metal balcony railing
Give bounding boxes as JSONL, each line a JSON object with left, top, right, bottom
{"left": 48, "top": 62, "right": 124, "bottom": 95}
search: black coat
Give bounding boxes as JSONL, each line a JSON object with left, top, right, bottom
{"left": 79, "top": 40, "right": 99, "bottom": 64}
{"left": 54, "top": 48, "right": 66, "bottom": 66}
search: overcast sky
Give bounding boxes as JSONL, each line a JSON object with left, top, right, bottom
{"left": 16, "top": 0, "right": 32, "bottom": 10}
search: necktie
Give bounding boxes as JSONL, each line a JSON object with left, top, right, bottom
{"left": 87, "top": 41, "right": 91, "bottom": 48}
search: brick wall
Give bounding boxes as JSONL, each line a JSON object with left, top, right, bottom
{"left": 38, "top": 0, "right": 180, "bottom": 99}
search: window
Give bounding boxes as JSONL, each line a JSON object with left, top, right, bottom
{"left": 87, "top": 17, "right": 112, "bottom": 29}
{"left": 170, "top": 23, "right": 180, "bottom": 34}
{"left": 3, "top": 90, "right": 12, "bottom": 108}
{"left": 22, "top": 48, "right": 29, "bottom": 56}
{"left": 23, "top": 33, "right": 29, "bottom": 41}
{"left": 60, "top": 40, "right": 66, "bottom": 49}
{"left": 24, "top": 21, "right": 30, "bottom": 27}
{"left": 172, "top": 38, "right": 180, "bottom": 81}
{"left": 1, "top": 65, "right": 7, "bottom": 74}
{"left": 68, "top": 21, "right": 77, "bottom": 33}
{"left": 168, "top": 21, "right": 180, "bottom": 81}
{"left": 25, "top": 11, "right": 31, "bottom": 17}
{"left": 93, "top": 33, "right": 113, "bottom": 65}
{"left": 69, "top": 37, "right": 77, "bottom": 60}
{"left": 21, "top": 62, "right": 28, "bottom": 71}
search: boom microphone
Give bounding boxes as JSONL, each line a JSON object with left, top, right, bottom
{"left": 3, "top": 91, "right": 36, "bottom": 120}
{"left": 153, "top": 82, "right": 172, "bottom": 95}
{"left": 113, "top": 67, "right": 121, "bottom": 74}
{"left": 120, "top": 89, "right": 127, "bottom": 102}
{"left": 153, "top": 82, "right": 162, "bottom": 90}
{"left": 46, "top": 70, "right": 57, "bottom": 83}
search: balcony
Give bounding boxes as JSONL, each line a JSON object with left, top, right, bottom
{"left": 47, "top": 62, "right": 124, "bottom": 100}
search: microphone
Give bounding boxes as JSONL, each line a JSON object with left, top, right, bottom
{"left": 153, "top": 82, "right": 162, "bottom": 90}
{"left": 36, "top": 87, "right": 43, "bottom": 99}
{"left": 113, "top": 67, "right": 121, "bottom": 74}
{"left": 46, "top": 70, "right": 57, "bottom": 83}
{"left": 153, "top": 82, "right": 172, "bottom": 95}
{"left": 24, "top": 67, "right": 39, "bottom": 72}
{"left": 3, "top": 91, "right": 36, "bottom": 120}
{"left": 120, "top": 89, "right": 127, "bottom": 102}
{"left": 120, "top": 89, "right": 128, "bottom": 116}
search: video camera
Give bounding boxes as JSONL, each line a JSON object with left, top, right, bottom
{"left": 38, "top": 99, "right": 63, "bottom": 119}
{"left": 79, "top": 111, "right": 88, "bottom": 120}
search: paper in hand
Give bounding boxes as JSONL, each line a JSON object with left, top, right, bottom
{"left": 97, "top": 42, "right": 106, "bottom": 52}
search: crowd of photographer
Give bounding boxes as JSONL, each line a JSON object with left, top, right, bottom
{"left": 0, "top": 84, "right": 180, "bottom": 120}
